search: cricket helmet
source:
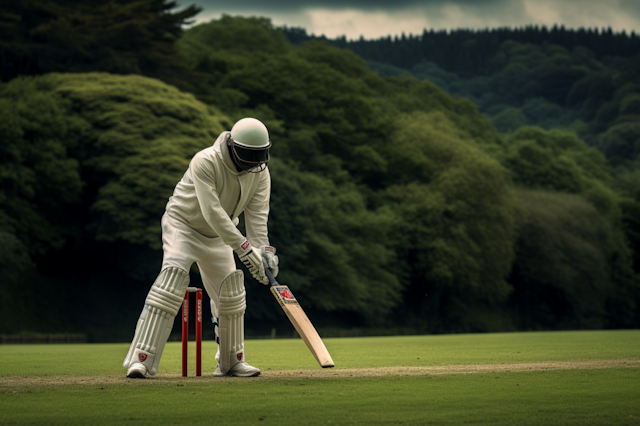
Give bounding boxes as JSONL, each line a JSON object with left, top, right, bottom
{"left": 228, "top": 118, "right": 271, "bottom": 173}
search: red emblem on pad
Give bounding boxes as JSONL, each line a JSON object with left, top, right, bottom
{"left": 237, "top": 353, "right": 243, "bottom": 361}
{"left": 139, "top": 353, "right": 147, "bottom": 362}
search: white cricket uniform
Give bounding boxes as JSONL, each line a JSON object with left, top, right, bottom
{"left": 124, "top": 130, "right": 270, "bottom": 376}
{"left": 162, "top": 131, "right": 271, "bottom": 308}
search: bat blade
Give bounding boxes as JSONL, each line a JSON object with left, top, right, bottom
{"left": 270, "top": 284, "right": 335, "bottom": 368}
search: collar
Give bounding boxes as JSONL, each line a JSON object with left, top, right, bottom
{"left": 215, "top": 131, "right": 245, "bottom": 176}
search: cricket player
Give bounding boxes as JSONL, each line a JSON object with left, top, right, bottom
{"left": 123, "top": 117, "right": 279, "bottom": 378}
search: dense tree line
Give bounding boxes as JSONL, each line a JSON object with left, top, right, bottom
{"left": 1, "top": 5, "right": 639, "bottom": 340}
{"left": 284, "top": 25, "right": 640, "bottom": 75}
{"left": 283, "top": 26, "right": 640, "bottom": 171}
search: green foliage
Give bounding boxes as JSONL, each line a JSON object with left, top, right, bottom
{"left": 323, "top": 28, "right": 640, "bottom": 151}
{"left": 379, "top": 112, "right": 520, "bottom": 332}
{"left": 597, "top": 122, "right": 640, "bottom": 162}
{"left": 619, "top": 198, "right": 640, "bottom": 273}
{"left": 265, "top": 160, "right": 401, "bottom": 322}
{"left": 177, "top": 20, "right": 406, "bottom": 321}
{"left": 612, "top": 170, "right": 640, "bottom": 322}
{"left": 613, "top": 168, "right": 640, "bottom": 200}
{"left": 491, "top": 127, "right": 639, "bottom": 330}
{"left": 382, "top": 78, "right": 503, "bottom": 151}
{"left": 508, "top": 190, "right": 615, "bottom": 329}
{"left": 54, "top": 73, "right": 227, "bottom": 247}
{"left": 0, "top": 0, "right": 200, "bottom": 88}
{"left": 2, "top": 12, "right": 639, "bottom": 337}
{"left": 499, "top": 127, "right": 618, "bottom": 215}
{"left": 179, "top": 15, "right": 291, "bottom": 56}
{"left": 0, "top": 72, "right": 229, "bottom": 334}
{"left": 521, "top": 98, "right": 565, "bottom": 125}
{"left": 0, "top": 76, "right": 83, "bottom": 258}
{"left": 178, "top": 17, "right": 522, "bottom": 331}
{"left": 492, "top": 107, "right": 528, "bottom": 133}
{"left": 330, "top": 25, "right": 640, "bottom": 331}
{"left": 178, "top": 20, "right": 394, "bottom": 183}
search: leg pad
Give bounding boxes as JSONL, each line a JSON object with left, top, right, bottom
{"left": 123, "top": 267, "right": 190, "bottom": 376}
{"left": 218, "top": 270, "right": 246, "bottom": 373}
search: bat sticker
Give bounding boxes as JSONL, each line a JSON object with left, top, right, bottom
{"left": 272, "top": 286, "right": 299, "bottom": 305}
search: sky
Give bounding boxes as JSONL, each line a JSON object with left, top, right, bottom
{"left": 188, "top": 0, "right": 640, "bottom": 40}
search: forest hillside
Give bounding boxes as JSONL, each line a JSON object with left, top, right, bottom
{"left": 1, "top": 3, "right": 638, "bottom": 341}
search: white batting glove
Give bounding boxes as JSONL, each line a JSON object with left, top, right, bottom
{"left": 233, "top": 240, "right": 269, "bottom": 285}
{"left": 260, "top": 246, "right": 279, "bottom": 277}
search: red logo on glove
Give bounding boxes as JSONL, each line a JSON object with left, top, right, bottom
{"left": 237, "top": 353, "right": 243, "bottom": 361}
{"left": 139, "top": 353, "right": 147, "bottom": 362}
{"left": 241, "top": 240, "right": 250, "bottom": 250}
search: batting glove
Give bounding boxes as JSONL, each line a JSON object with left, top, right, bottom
{"left": 234, "top": 240, "right": 269, "bottom": 285}
{"left": 260, "top": 246, "right": 279, "bottom": 277}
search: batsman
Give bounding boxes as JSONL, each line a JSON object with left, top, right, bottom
{"left": 123, "top": 117, "right": 278, "bottom": 378}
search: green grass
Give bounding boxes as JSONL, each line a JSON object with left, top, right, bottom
{"left": 1, "top": 330, "right": 639, "bottom": 425}
{"left": 2, "top": 330, "right": 638, "bottom": 377}
{"left": 3, "top": 369, "right": 639, "bottom": 425}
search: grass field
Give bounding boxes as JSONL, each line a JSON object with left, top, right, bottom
{"left": 1, "top": 330, "right": 639, "bottom": 425}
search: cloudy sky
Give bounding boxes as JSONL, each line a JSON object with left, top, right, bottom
{"left": 189, "top": 0, "right": 640, "bottom": 40}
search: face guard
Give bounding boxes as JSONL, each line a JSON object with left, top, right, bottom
{"left": 228, "top": 136, "right": 271, "bottom": 173}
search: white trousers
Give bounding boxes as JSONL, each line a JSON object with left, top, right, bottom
{"left": 161, "top": 213, "right": 236, "bottom": 314}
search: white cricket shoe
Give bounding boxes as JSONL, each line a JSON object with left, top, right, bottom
{"left": 214, "top": 362, "right": 261, "bottom": 377}
{"left": 126, "top": 362, "right": 149, "bottom": 379}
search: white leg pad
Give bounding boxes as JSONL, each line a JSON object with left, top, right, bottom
{"left": 218, "top": 270, "right": 246, "bottom": 373}
{"left": 123, "top": 267, "right": 190, "bottom": 376}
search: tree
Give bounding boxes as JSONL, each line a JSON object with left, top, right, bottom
{"left": 259, "top": 160, "right": 402, "bottom": 326}
{"left": 508, "top": 190, "right": 622, "bottom": 329}
{"left": 380, "top": 112, "right": 520, "bottom": 332}
{"left": 597, "top": 123, "right": 640, "bottom": 162}
{"left": 0, "top": 0, "right": 200, "bottom": 88}
{"left": 498, "top": 127, "right": 617, "bottom": 216}
{"left": 0, "top": 72, "right": 229, "bottom": 336}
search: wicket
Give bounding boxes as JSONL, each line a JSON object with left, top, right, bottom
{"left": 182, "top": 287, "right": 203, "bottom": 377}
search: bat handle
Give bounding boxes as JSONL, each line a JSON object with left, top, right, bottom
{"left": 263, "top": 259, "right": 279, "bottom": 286}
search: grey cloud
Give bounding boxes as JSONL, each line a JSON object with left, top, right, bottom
{"left": 190, "top": 0, "right": 512, "bottom": 12}
{"left": 190, "top": 0, "right": 640, "bottom": 20}
{"left": 621, "top": 0, "right": 640, "bottom": 17}
{"left": 189, "top": 0, "right": 640, "bottom": 38}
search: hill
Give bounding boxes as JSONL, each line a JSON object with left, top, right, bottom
{"left": 1, "top": 8, "right": 639, "bottom": 339}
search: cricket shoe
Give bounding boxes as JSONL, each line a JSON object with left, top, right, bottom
{"left": 126, "top": 362, "right": 149, "bottom": 379}
{"left": 214, "top": 362, "right": 261, "bottom": 377}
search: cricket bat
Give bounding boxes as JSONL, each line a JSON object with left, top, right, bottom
{"left": 263, "top": 260, "right": 334, "bottom": 368}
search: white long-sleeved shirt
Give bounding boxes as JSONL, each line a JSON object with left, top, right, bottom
{"left": 165, "top": 131, "right": 271, "bottom": 250}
